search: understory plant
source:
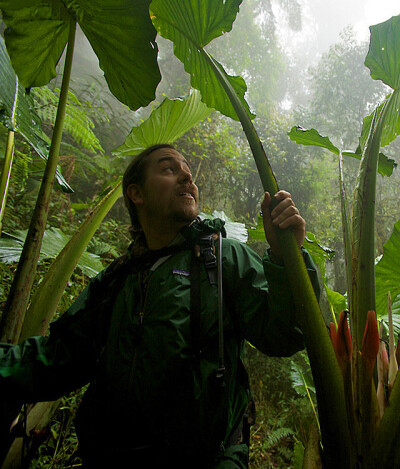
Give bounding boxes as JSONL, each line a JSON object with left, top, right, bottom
{"left": 0, "top": 84, "right": 212, "bottom": 469}
{"left": 149, "top": 0, "right": 348, "bottom": 466}
{"left": 148, "top": 1, "right": 400, "bottom": 467}
{"left": 287, "top": 14, "right": 400, "bottom": 467}
{"left": 0, "top": 36, "right": 72, "bottom": 235}
{"left": 2, "top": 0, "right": 400, "bottom": 467}
{"left": 0, "top": 0, "right": 161, "bottom": 345}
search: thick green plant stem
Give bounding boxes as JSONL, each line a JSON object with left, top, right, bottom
{"left": 0, "top": 19, "right": 77, "bottom": 344}
{"left": 0, "top": 130, "right": 15, "bottom": 234}
{"left": 339, "top": 152, "right": 352, "bottom": 310}
{"left": 350, "top": 105, "right": 387, "bottom": 462}
{"left": 20, "top": 181, "right": 122, "bottom": 341}
{"left": 350, "top": 107, "right": 383, "bottom": 347}
{"left": 203, "top": 50, "right": 352, "bottom": 467}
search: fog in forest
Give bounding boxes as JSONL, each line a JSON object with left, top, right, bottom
{"left": 2, "top": 3, "right": 400, "bottom": 467}
{"left": 4, "top": 0, "right": 400, "bottom": 295}
{"left": 39, "top": 0, "right": 400, "bottom": 298}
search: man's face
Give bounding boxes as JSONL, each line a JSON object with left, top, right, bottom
{"left": 130, "top": 147, "right": 199, "bottom": 229}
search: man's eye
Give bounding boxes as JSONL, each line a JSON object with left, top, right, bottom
{"left": 164, "top": 167, "right": 174, "bottom": 173}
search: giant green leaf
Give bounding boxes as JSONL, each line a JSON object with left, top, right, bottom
{"left": 291, "top": 357, "right": 316, "bottom": 396}
{"left": 365, "top": 14, "right": 400, "bottom": 90}
{"left": 0, "top": 36, "right": 72, "bottom": 192}
{"left": 150, "top": 0, "right": 254, "bottom": 121}
{"left": 0, "top": 0, "right": 161, "bottom": 110}
{"left": 0, "top": 227, "right": 103, "bottom": 277}
{"left": 359, "top": 90, "right": 400, "bottom": 150}
{"left": 20, "top": 180, "right": 122, "bottom": 340}
{"left": 287, "top": 126, "right": 341, "bottom": 155}
{"left": 362, "top": 15, "right": 400, "bottom": 158}
{"left": 375, "top": 218, "right": 400, "bottom": 318}
{"left": 113, "top": 89, "right": 212, "bottom": 156}
{"left": 288, "top": 126, "right": 396, "bottom": 177}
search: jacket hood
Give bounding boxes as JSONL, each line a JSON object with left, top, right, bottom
{"left": 180, "top": 217, "right": 226, "bottom": 242}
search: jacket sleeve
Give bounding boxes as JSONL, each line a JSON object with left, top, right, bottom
{"left": 222, "top": 239, "right": 320, "bottom": 357}
{"left": 0, "top": 269, "right": 110, "bottom": 404}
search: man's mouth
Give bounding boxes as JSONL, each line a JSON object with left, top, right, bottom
{"left": 179, "top": 192, "right": 195, "bottom": 200}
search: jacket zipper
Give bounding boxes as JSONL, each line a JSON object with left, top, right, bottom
{"left": 138, "top": 269, "right": 150, "bottom": 323}
{"left": 128, "top": 270, "right": 150, "bottom": 391}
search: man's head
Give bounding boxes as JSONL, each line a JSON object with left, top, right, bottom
{"left": 123, "top": 144, "right": 199, "bottom": 235}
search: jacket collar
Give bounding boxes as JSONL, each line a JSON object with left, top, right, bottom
{"left": 127, "top": 217, "right": 226, "bottom": 266}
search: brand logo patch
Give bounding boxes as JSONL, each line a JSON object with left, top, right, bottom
{"left": 172, "top": 269, "right": 190, "bottom": 277}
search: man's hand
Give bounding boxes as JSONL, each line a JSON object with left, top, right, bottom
{"left": 261, "top": 190, "right": 305, "bottom": 263}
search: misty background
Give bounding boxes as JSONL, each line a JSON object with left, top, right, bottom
{"left": 10, "top": 0, "right": 400, "bottom": 296}
{"left": 2, "top": 3, "right": 400, "bottom": 466}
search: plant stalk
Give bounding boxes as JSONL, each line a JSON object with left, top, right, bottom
{"left": 20, "top": 181, "right": 122, "bottom": 341}
{"left": 0, "top": 19, "right": 77, "bottom": 344}
{"left": 339, "top": 152, "right": 352, "bottom": 310}
{"left": 350, "top": 102, "right": 388, "bottom": 463}
{"left": 202, "top": 49, "right": 353, "bottom": 467}
{"left": 0, "top": 130, "right": 15, "bottom": 234}
{"left": 350, "top": 106, "right": 383, "bottom": 348}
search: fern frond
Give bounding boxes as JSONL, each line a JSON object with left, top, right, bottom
{"left": 266, "top": 427, "right": 294, "bottom": 448}
{"left": 32, "top": 87, "right": 103, "bottom": 154}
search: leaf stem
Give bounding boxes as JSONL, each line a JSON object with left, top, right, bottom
{"left": 0, "top": 130, "right": 15, "bottom": 234}
{"left": 20, "top": 180, "right": 122, "bottom": 340}
{"left": 202, "top": 47, "right": 353, "bottom": 468}
{"left": 0, "top": 19, "right": 77, "bottom": 344}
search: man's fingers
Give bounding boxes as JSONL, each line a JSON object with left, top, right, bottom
{"left": 275, "top": 212, "right": 305, "bottom": 230}
{"left": 261, "top": 191, "right": 291, "bottom": 212}
{"left": 260, "top": 192, "right": 272, "bottom": 213}
{"left": 274, "top": 190, "right": 291, "bottom": 200}
{"left": 271, "top": 197, "right": 295, "bottom": 219}
{"left": 272, "top": 204, "right": 297, "bottom": 223}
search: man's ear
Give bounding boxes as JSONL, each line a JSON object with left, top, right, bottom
{"left": 126, "top": 184, "right": 144, "bottom": 205}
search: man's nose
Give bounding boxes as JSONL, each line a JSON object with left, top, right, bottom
{"left": 179, "top": 166, "right": 193, "bottom": 183}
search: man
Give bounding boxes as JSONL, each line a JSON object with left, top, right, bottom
{"left": 0, "top": 144, "right": 319, "bottom": 468}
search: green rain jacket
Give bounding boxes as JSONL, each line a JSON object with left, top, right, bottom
{"left": 0, "top": 218, "right": 320, "bottom": 465}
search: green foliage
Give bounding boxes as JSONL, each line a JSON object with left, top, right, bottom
{"left": 3, "top": 1, "right": 400, "bottom": 467}
{"left": 29, "top": 389, "right": 85, "bottom": 469}
{"left": 0, "top": 36, "right": 48, "bottom": 154}
{"left": 0, "top": 35, "right": 71, "bottom": 192}
{"left": 307, "top": 27, "right": 387, "bottom": 148}
{"left": 244, "top": 346, "right": 316, "bottom": 468}
{"left": 113, "top": 90, "right": 212, "bottom": 156}
{"left": 375, "top": 219, "right": 400, "bottom": 320}
{"left": 0, "top": 228, "right": 103, "bottom": 278}
{"left": 293, "top": 441, "right": 305, "bottom": 469}
{"left": 33, "top": 86, "right": 103, "bottom": 154}
{"left": 0, "top": 0, "right": 161, "bottom": 110}
{"left": 287, "top": 126, "right": 396, "bottom": 177}
{"left": 150, "top": 0, "right": 254, "bottom": 121}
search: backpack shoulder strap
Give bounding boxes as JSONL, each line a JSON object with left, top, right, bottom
{"left": 191, "top": 232, "right": 226, "bottom": 384}
{"left": 194, "top": 233, "right": 219, "bottom": 285}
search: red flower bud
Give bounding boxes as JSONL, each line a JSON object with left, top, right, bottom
{"left": 336, "top": 311, "right": 353, "bottom": 367}
{"left": 362, "top": 311, "right": 379, "bottom": 366}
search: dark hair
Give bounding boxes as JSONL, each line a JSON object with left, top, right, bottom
{"left": 123, "top": 143, "right": 175, "bottom": 230}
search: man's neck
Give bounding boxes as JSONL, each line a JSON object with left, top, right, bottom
{"left": 141, "top": 220, "right": 188, "bottom": 250}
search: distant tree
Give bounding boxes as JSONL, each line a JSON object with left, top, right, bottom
{"left": 306, "top": 27, "right": 388, "bottom": 148}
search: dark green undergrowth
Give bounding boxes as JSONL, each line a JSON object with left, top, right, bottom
{"left": 16, "top": 344, "right": 316, "bottom": 468}
{"left": 244, "top": 345, "right": 316, "bottom": 468}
